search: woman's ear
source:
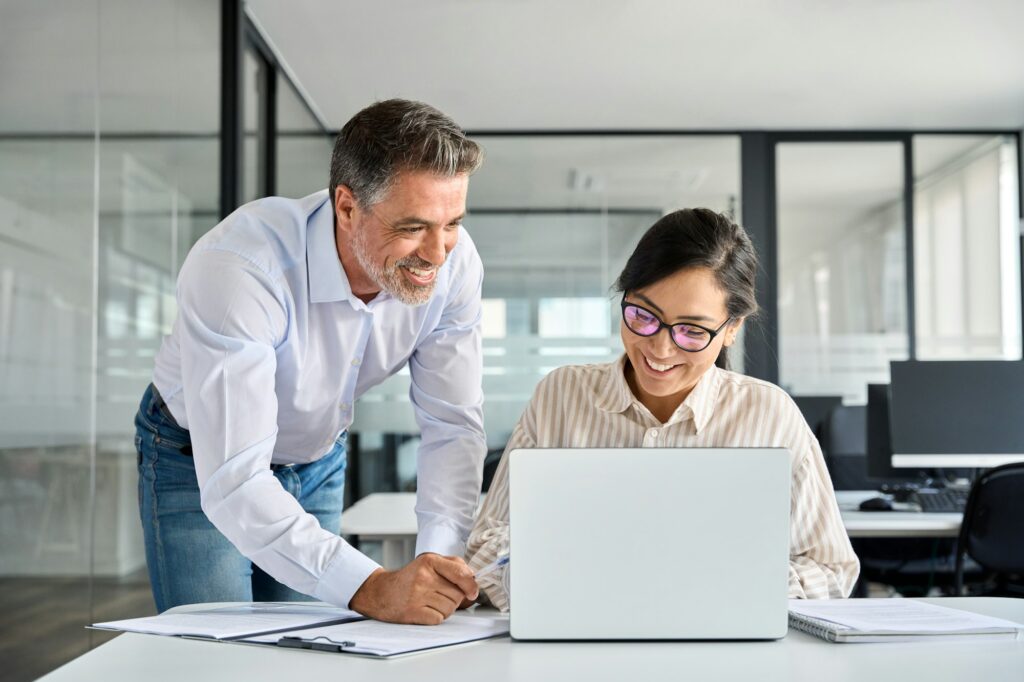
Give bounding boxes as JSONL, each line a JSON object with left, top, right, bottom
{"left": 723, "top": 317, "right": 746, "bottom": 347}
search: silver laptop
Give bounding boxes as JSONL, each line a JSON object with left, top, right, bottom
{"left": 508, "top": 448, "right": 791, "bottom": 640}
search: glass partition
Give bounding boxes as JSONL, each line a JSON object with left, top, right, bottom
{"left": 0, "top": 1, "right": 220, "bottom": 677}
{"left": 913, "top": 135, "right": 1021, "bottom": 360}
{"left": 276, "top": 79, "right": 331, "bottom": 199}
{"left": 0, "top": 3, "right": 100, "bottom": 677}
{"left": 776, "top": 142, "right": 909, "bottom": 402}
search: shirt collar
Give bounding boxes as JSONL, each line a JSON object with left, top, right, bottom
{"left": 679, "top": 363, "right": 723, "bottom": 433}
{"left": 306, "top": 192, "right": 355, "bottom": 304}
{"left": 595, "top": 355, "right": 638, "bottom": 414}
{"left": 595, "top": 355, "right": 723, "bottom": 433}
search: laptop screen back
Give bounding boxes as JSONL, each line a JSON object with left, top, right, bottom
{"left": 508, "top": 447, "right": 791, "bottom": 640}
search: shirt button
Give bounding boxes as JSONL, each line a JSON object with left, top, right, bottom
{"left": 648, "top": 429, "right": 659, "bottom": 439}
{"left": 339, "top": 402, "right": 350, "bottom": 411}
{"left": 351, "top": 357, "right": 361, "bottom": 367}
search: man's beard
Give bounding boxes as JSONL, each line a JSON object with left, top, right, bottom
{"left": 351, "top": 229, "right": 439, "bottom": 306}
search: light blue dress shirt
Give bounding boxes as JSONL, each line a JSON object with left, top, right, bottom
{"left": 152, "top": 189, "right": 486, "bottom": 608}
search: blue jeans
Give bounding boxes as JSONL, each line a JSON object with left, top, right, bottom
{"left": 135, "top": 384, "right": 347, "bottom": 613}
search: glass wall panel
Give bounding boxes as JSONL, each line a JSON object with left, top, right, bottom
{"left": 276, "top": 79, "right": 331, "bottom": 199}
{"left": 913, "top": 135, "right": 1021, "bottom": 359}
{"left": 350, "top": 136, "right": 742, "bottom": 457}
{"left": 242, "top": 46, "right": 262, "bottom": 203}
{"left": 777, "top": 143, "right": 908, "bottom": 402}
{"left": 94, "top": 0, "right": 221, "bottom": 637}
{"left": 0, "top": 2, "right": 100, "bottom": 677}
{"left": 0, "top": 1, "right": 220, "bottom": 678}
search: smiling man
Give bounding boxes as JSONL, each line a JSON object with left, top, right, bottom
{"left": 135, "top": 100, "right": 486, "bottom": 625}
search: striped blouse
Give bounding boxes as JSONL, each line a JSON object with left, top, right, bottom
{"left": 465, "top": 356, "right": 860, "bottom": 611}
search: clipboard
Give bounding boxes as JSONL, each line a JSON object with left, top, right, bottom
{"left": 242, "top": 614, "right": 511, "bottom": 658}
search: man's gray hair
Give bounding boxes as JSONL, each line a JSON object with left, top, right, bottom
{"left": 328, "top": 99, "right": 484, "bottom": 207}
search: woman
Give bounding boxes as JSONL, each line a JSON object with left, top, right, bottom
{"left": 466, "top": 208, "right": 859, "bottom": 611}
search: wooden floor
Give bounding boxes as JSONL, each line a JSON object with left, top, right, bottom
{"left": 0, "top": 571, "right": 155, "bottom": 682}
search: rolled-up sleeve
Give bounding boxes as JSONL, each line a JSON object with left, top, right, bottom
{"left": 407, "top": 236, "right": 487, "bottom": 559}
{"left": 178, "top": 248, "right": 379, "bottom": 609}
{"left": 787, "top": 430, "right": 861, "bottom": 598}
{"left": 464, "top": 386, "right": 541, "bottom": 612}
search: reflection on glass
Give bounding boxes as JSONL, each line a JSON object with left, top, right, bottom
{"left": 913, "top": 135, "right": 1021, "bottom": 360}
{"left": 0, "top": 1, "right": 221, "bottom": 675}
{"left": 777, "top": 143, "right": 908, "bottom": 402}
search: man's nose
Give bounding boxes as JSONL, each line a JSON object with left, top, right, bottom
{"left": 418, "top": 229, "right": 447, "bottom": 266}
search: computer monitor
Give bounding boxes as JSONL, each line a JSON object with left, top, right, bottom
{"left": 888, "top": 360, "right": 1024, "bottom": 469}
{"left": 865, "top": 383, "right": 921, "bottom": 480}
{"left": 865, "top": 383, "right": 895, "bottom": 479}
{"left": 791, "top": 395, "right": 843, "bottom": 436}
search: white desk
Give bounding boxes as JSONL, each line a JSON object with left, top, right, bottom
{"left": 836, "top": 490, "right": 962, "bottom": 538}
{"left": 342, "top": 491, "right": 963, "bottom": 567}
{"left": 42, "top": 598, "right": 1024, "bottom": 681}
{"left": 340, "top": 492, "right": 418, "bottom": 567}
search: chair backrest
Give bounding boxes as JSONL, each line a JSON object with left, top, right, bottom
{"left": 819, "top": 405, "right": 870, "bottom": 490}
{"left": 956, "top": 462, "right": 1024, "bottom": 579}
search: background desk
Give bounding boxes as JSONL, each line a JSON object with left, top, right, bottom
{"left": 836, "top": 491, "right": 962, "bottom": 538}
{"left": 340, "top": 492, "right": 418, "bottom": 567}
{"left": 42, "top": 598, "right": 1024, "bottom": 682}
{"left": 343, "top": 491, "right": 963, "bottom": 568}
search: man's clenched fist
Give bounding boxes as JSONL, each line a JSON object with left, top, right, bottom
{"left": 349, "top": 553, "right": 479, "bottom": 625}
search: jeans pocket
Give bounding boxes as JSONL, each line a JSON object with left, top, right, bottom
{"left": 152, "top": 439, "right": 196, "bottom": 471}
{"left": 156, "top": 399, "right": 181, "bottom": 427}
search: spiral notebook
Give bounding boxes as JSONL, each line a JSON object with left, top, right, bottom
{"left": 788, "top": 599, "right": 1023, "bottom": 643}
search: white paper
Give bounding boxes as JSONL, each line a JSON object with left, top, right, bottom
{"left": 93, "top": 602, "right": 362, "bottom": 639}
{"left": 788, "top": 599, "right": 1023, "bottom": 634}
{"left": 243, "top": 613, "right": 510, "bottom": 655}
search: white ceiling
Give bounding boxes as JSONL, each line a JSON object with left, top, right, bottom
{"left": 2, "top": 1, "right": 1021, "bottom": 135}
{"left": 468, "top": 136, "right": 739, "bottom": 210}
{"left": 248, "top": 0, "right": 1024, "bottom": 131}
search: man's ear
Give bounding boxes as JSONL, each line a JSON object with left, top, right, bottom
{"left": 723, "top": 317, "right": 745, "bottom": 347}
{"left": 334, "top": 185, "right": 359, "bottom": 236}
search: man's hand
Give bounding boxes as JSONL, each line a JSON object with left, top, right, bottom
{"left": 349, "top": 553, "right": 479, "bottom": 625}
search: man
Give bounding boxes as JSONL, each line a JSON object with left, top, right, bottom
{"left": 135, "top": 99, "right": 485, "bottom": 625}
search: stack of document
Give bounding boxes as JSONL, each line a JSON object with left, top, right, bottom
{"left": 788, "top": 599, "right": 1024, "bottom": 643}
{"left": 93, "top": 602, "right": 509, "bottom": 658}
{"left": 93, "top": 602, "right": 363, "bottom": 639}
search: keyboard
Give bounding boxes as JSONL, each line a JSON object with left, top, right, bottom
{"left": 909, "top": 488, "right": 970, "bottom": 513}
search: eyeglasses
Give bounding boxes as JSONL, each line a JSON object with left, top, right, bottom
{"left": 621, "top": 300, "right": 732, "bottom": 352}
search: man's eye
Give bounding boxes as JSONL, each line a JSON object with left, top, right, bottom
{"left": 401, "top": 226, "right": 425, "bottom": 234}
{"left": 445, "top": 223, "right": 462, "bottom": 231}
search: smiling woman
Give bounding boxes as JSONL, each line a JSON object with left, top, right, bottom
{"left": 465, "top": 208, "right": 860, "bottom": 611}
{"left": 613, "top": 210, "right": 758, "bottom": 422}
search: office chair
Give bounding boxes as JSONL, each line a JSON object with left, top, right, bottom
{"left": 481, "top": 447, "right": 505, "bottom": 493}
{"left": 954, "top": 462, "right": 1024, "bottom": 596}
{"left": 818, "top": 404, "right": 970, "bottom": 596}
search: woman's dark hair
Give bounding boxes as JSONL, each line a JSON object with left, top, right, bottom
{"left": 614, "top": 208, "right": 759, "bottom": 370}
